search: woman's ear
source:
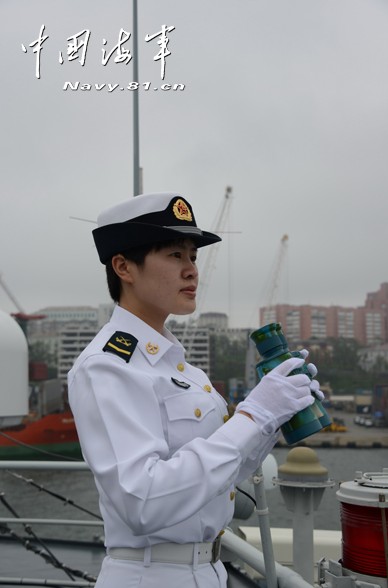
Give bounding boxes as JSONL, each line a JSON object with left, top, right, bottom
{"left": 111, "top": 254, "right": 135, "bottom": 284}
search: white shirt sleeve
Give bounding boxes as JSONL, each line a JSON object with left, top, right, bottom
{"left": 69, "top": 352, "right": 278, "bottom": 536}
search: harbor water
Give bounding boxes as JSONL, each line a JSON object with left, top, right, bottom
{"left": 0, "top": 448, "right": 386, "bottom": 541}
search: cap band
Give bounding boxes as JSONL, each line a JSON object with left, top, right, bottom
{"left": 165, "top": 225, "right": 203, "bottom": 235}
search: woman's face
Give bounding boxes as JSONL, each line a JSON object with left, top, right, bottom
{"left": 124, "top": 239, "right": 199, "bottom": 330}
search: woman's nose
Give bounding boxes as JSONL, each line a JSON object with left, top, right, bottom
{"left": 183, "top": 259, "right": 198, "bottom": 278}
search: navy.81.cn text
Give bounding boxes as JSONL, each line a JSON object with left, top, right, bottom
{"left": 62, "top": 81, "right": 186, "bottom": 92}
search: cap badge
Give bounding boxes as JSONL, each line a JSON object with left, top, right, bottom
{"left": 146, "top": 342, "right": 160, "bottom": 355}
{"left": 173, "top": 198, "right": 193, "bottom": 222}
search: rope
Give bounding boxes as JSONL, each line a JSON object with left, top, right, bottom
{"left": 0, "top": 431, "right": 82, "bottom": 462}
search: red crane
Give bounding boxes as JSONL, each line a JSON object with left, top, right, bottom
{"left": 0, "top": 273, "right": 45, "bottom": 334}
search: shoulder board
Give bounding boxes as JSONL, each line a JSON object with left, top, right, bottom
{"left": 103, "top": 331, "right": 138, "bottom": 363}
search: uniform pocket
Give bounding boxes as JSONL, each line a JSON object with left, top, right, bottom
{"left": 164, "top": 393, "right": 218, "bottom": 451}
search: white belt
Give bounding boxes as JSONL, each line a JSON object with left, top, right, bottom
{"left": 108, "top": 537, "right": 222, "bottom": 565}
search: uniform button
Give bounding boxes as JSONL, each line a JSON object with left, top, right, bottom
{"left": 203, "top": 385, "right": 211, "bottom": 393}
{"left": 177, "top": 363, "right": 185, "bottom": 372}
{"left": 194, "top": 408, "right": 202, "bottom": 418}
{"left": 230, "top": 491, "right": 236, "bottom": 501}
{"left": 223, "top": 415, "right": 229, "bottom": 423}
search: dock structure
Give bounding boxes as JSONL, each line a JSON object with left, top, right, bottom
{"left": 275, "top": 411, "right": 388, "bottom": 448}
{"left": 276, "top": 435, "right": 388, "bottom": 448}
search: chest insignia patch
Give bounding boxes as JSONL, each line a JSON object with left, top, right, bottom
{"left": 171, "top": 377, "right": 191, "bottom": 389}
{"left": 103, "top": 331, "right": 138, "bottom": 363}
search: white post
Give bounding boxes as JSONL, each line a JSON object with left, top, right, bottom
{"left": 292, "top": 488, "right": 315, "bottom": 583}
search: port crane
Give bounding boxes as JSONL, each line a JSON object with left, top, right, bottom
{"left": 261, "top": 234, "right": 289, "bottom": 323}
{"left": 177, "top": 186, "right": 234, "bottom": 363}
{"left": 195, "top": 186, "right": 233, "bottom": 313}
{"left": 245, "top": 234, "right": 289, "bottom": 392}
{"left": 0, "top": 273, "right": 45, "bottom": 335}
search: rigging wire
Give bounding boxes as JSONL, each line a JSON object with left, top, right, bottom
{"left": 0, "top": 495, "right": 98, "bottom": 583}
{"left": 6, "top": 471, "right": 102, "bottom": 520}
{"left": 0, "top": 431, "right": 82, "bottom": 462}
{"left": 0, "top": 494, "right": 76, "bottom": 582}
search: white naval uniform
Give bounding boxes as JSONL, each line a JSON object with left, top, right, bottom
{"left": 68, "top": 305, "right": 279, "bottom": 587}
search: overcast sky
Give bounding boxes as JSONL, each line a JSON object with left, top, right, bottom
{"left": 1, "top": 0, "right": 387, "bottom": 328}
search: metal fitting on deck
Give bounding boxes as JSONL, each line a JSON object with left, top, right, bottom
{"left": 274, "top": 447, "right": 334, "bottom": 585}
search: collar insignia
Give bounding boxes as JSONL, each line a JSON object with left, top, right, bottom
{"left": 103, "top": 331, "right": 138, "bottom": 363}
{"left": 146, "top": 342, "right": 160, "bottom": 355}
{"left": 172, "top": 198, "right": 193, "bottom": 222}
{"left": 171, "top": 377, "right": 191, "bottom": 389}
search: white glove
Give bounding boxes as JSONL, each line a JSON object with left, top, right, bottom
{"left": 235, "top": 356, "right": 315, "bottom": 434}
{"left": 310, "top": 378, "right": 324, "bottom": 401}
{"left": 298, "top": 349, "right": 325, "bottom": 401}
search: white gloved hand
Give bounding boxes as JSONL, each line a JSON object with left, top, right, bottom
{"left": 235, "top": 356, "right": 315, "bottom": 434}
{"left": 296, "top": 349, "right": 325, "bottom": 401}
{"left": 310, "top": 378, "right": 324, "bottom": 401}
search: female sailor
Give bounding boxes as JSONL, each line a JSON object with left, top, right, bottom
{"left": 68, "top": 192, "right": 319, "bottom": 587}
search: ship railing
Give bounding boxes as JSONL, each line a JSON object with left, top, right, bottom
{"left": 0, "top": 461, "right": 315, "bottom": 588}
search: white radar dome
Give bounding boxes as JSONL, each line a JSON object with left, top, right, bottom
{"left": 0, "top": 310, "right": 29, "bottom": 428}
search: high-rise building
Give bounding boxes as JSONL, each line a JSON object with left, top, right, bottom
{"left": 167, "top": 322, "right": 211, "bottom": 376}
{"left": 30, "top": 306, "right": 99, "bottom": 336}
{"left": 57, "top": 322, "right": 97, "bottom": 382}
{"left": 198, "top": 312, "right": 228, "bottom": 332}
{"left": 259, "top": 282, "right": 388, "bottom": 346}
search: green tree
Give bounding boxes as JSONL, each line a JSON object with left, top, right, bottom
{"left": 211, "top": 334, "right": 247, "bottom": 383}
{"left": 308, "top": 338, "right": 374, "bottom": 393}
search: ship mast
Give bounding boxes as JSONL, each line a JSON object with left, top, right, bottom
{"left": 132, "top": 0, "right": 141, "bottom": 196}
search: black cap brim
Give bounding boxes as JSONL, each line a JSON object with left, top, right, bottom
{"left": 93, "top": 222, "right": 221, "bottom": 264}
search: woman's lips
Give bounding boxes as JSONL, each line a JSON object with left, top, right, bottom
{"left": 180, "top": 286, "right": 196, "bottom": 296}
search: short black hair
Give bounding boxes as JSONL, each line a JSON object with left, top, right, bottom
{"left": 105, "top": 239, "right": 192, "bottom": 303}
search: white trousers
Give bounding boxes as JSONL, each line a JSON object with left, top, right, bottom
{"left": 95, "top": 555, "right": 228, "bottom": 588}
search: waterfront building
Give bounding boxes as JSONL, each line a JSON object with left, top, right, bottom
{"left": 260, "top": 282, "right": 388, "bottom": 346}
{"left": 29, "top": 306, "right": 99, "bottom": 336}
{"left": 167, "top": 321, "right": 211, "bottom": 377}
{"left": 97, "top": 303, "right": 115, "bottom": 328}
{"left": 198, "top": 312, "right": 228, "bottom": 332}
{"left": 57, "top": 321, "right": 97, "bottom": 382}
